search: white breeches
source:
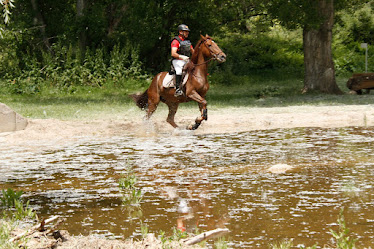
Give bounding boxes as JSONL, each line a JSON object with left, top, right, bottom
{"left": 172, "top": 59, "right": 186, "bottom": 75}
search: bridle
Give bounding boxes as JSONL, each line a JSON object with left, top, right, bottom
{"left": 202, "top": 38, "right": 225, "bottom": 60}
{"left": 191, "top": 38, "right": 224, "bottom": 66}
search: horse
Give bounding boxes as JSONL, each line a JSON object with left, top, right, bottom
{"left": 130, "top": 34, "right": 226, "bottom": 130}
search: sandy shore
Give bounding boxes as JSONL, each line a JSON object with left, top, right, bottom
{"left": 1, "top": 104, "right": 374, "bottom": 149}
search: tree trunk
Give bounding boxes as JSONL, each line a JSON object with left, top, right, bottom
{"left": 302, "top": 0, "right": 342, "bottom": 94}
{"left": 30, "top": 0, "right": 51, "bottom": 51}
{"left": 76, "top": 0, "right": 86, "bottom": 54}
{"left": 107, "top": 3, "right": 128, "bottom": 37}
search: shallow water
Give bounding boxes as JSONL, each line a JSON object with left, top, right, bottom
{"left": 1, "top": 127, "right": 374, "bottom": 248}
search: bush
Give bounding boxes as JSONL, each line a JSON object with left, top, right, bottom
{"left": 333, "top": 2, "right": 374, "bottom": 74}
{"left": 0, "top": 36, "right": 148, "bottom": 94}
{"left": 214, "top": 29, "right": 304, "bottom": 77}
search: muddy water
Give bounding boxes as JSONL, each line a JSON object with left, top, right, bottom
{"left": 1, "top": 127, "right": 374, "bottom": 248}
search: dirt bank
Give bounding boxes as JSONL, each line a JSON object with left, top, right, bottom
{"left": 1, "top": 104, "right": 374, "bottom": 149}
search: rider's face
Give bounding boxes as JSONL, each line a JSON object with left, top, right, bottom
{"left": 181, "top": 31, "right": 189, "bottom": 38}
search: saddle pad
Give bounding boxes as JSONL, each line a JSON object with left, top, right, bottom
{"left": 162, "top": 73, "right": 189, "bottom": 88}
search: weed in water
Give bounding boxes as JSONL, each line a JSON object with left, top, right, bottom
{"left": 329, "top": 208, "right": 357, "bottom": 249}
{"left": 1, "top": 188, "right": 37, "bottom": 221}
{"left": 118, "top": 166, "right": 142, "bottom": 206}
{"left": 140, "top": 221, "right": 149, "bottom": 239}
{"left": 0, "top": 189, "right": 38, "bottom": 248}
{"left": 214, "top": 236, "right": 229, "bottom": 249}
{"left": 270, "top": 239, "right": 318, "bottom": 249}
{"left": 170, "top": 227, "right": 188, "bottom": 241}
{"left": 270, "top": 239, "right": 294, "bottom": 249}
{"left": 0, "top": 189, "right": 23, "bottom": 208}
{"left": 12, "top": 200, "right": 37, "bottom": 220}
{"left": 158, "top": 230, "right": 167, "bottom": 245}
{"left": 157, "top": 228, "right": 188, "bottom": 249}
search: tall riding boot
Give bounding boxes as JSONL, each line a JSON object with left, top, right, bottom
{"left": 174, "top": 75, "right": 183, "bottom": 97}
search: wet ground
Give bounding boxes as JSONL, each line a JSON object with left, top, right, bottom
{"left": 1, "top": 126, "right": 374, "bottom": 248}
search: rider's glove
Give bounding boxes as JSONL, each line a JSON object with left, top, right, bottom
{"left": 179, "top": 55, "right": 189, "bottom": 62}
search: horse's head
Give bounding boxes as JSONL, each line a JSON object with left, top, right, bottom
{"left": 199, "top": 34, "right": 226, "bottom": 63}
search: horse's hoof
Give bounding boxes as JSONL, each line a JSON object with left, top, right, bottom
{"left": 187, "top": 123, "right": 200, "bottom": 130}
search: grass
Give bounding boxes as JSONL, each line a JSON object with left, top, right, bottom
{"left": 0, "top": 78, "right": 146, "bottom": 120}
{"left": 208, "top": 71, "right": 374, "bottom": 107}
{"left": 0, "top": 71, "right": 373, "bottom": 121}
{"left": 0, "top": 189, "right": 38, "bottom": 248}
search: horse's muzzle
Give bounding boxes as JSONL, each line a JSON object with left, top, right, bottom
{"left": 217, "top": 53, "right": 226, "bottom": 63}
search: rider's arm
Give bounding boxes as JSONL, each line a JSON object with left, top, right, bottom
{"left": 171, "top": 47, "right": 189, "bottom": 61}
{"left": 171, "top": 47, "right": 180, "bottom": 59}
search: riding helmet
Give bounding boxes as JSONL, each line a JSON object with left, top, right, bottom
{"left": 178, "top": 24, "right": 190, "bottom": 32}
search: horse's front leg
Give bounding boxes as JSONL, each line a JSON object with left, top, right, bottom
{"left": 186, "top": 90, "right": 207, "bottom": 130}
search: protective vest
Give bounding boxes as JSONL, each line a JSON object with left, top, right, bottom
{"left": 171, "top": 36, "right": 192, "bottom": 57}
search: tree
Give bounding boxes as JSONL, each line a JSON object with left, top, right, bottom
{"left": 1, "top": 0, "right": 14, "bottom": 24}
{"left": 302, "top": 0, "right": 341, "bottom": 94}
{"left": 76, "top": 0, "right": 86, "bottom": 53}
{"left": 267, "top": 0, "right": 345, "bottom": 94}
{"left": 30, "top": 0, "right": 51, "bottom": 51}
{"left": 1, "top": 0, "right": 14, "bottom": 37}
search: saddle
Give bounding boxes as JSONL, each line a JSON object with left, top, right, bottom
{"left": 162, "top": 72, "right": 189, "bottom": 88}
{"left": 162, "top": 63, "right": 190, "bottom": 88}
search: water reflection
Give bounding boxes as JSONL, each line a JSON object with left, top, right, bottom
{"left": 1, "top": 127, "right": 374, "bottom": 247}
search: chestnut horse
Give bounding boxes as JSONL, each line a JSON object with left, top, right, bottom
{"left": 130, "top": 34, "right": 226, "bottom": 130}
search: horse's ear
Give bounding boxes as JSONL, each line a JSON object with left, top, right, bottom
{"left": 200, "top": 34, "right": 205, "bottom": 40}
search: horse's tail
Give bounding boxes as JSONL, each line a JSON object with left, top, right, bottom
{"left": 129, "top": 90, "right": 148, "bottom": 110}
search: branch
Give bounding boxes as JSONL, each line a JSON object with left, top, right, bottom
{"left": 9, "top": 215, "right": 60, "bottom": 242}
{"left": 182, "top": 228, "right": 229, "bottom": 245}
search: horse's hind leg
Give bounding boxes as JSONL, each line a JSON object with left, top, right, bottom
{"left": 146, "top": 90, "right": 160, "bottom": 119}
{"left": 166, "top": 102, "right": 179, "bottom": 128}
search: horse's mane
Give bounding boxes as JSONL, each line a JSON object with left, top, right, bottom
{"left": 185, "top": 35, "right": 210, "bottom": 73}
{"left": 190, "top": 35, "right": 210, "bottom": 63}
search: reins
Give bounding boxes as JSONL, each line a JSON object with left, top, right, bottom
{"left": 186, "top": 37, "right": 224, "bottom": 79}
{"left": 190, "top": 57, "right": 215, "bottom": 66}
{"left": 189, "top": 38, "right": 220, "bottom": 66}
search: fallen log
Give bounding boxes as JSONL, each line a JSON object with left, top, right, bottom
{"left": 182, "top": 228, "right": 229, "bottom": 245}
{"left": 9, "top": 215, "right": 60, "bottom": 242}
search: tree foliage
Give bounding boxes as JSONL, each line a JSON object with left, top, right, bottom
{"left": 0, "top": 0, "right": 373, "bottom": 93}
{"left": 1, "top": 0, "right": 15, "bottom": 24}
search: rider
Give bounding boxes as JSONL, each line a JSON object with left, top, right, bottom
{"left": 171, "top": 24, "right": 194, "bottom": 96}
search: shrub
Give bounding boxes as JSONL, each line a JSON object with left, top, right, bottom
{"left": 214, "top": 30, "right": 304, "bottom": 76}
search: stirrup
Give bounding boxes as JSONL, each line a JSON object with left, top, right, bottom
{"left": 174, "top": 88, "right": 183, "bottom": 97}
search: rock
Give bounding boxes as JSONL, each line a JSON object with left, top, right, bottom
{"left": 0, "top": 102, "right": 28, "bottom": 133}
{"left": 53, "top": 230, "right": 70, "bottom": 242}
{"left": 267, "top": 164, "right": 293, "bottom": 174}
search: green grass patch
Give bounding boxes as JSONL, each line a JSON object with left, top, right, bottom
{"left": 0, "top": 78, "right": 149, "bottom": 120}
{"left": 208, "top": 71, "right": 374, "bottom": 108}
